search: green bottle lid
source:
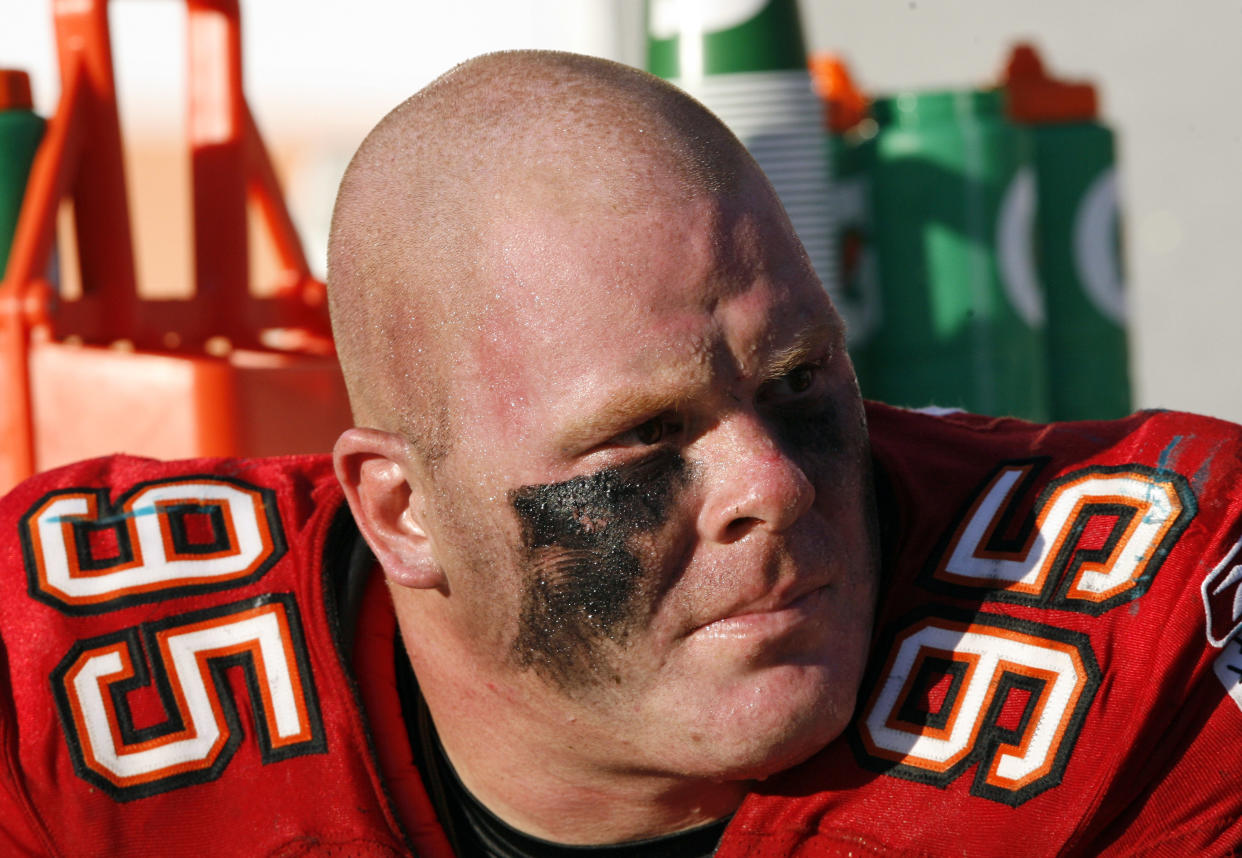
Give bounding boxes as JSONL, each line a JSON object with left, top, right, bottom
{"left": 646, "top": 0, "right": 806, "bottom": 78}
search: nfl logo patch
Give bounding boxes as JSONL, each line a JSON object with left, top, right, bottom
{"left": 1214, "top": 636, "right": 1242, "bottom": 711}
{"left": 1202, "top": 534, "right": 1242, "bottom": 647}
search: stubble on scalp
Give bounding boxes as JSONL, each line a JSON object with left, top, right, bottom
{"left": 326, "top": 51, "right": 796, "bottom": 695}
{"left": 325, "top": 50, "right": 759, "bottom": 466}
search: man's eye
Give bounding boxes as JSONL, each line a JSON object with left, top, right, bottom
{"left": 634, "top": 417, "right": 668, "bottom": 445}
{"left": 624, "top": 415, "right": 682, "bottom": 446}
{"left": 786, "top": 364, "right": 816, "bottom": 394}
{"left": 761, "top": 363, "right": 820, "bottom": 402}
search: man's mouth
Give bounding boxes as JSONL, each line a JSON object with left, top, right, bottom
{"left": 690, "top": 583, "right": 832, "bottom": 642}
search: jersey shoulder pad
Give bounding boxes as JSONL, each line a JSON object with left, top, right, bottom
{"left": 0, "top": 454, "right": 408, "bottom": 855}
{"left": 0, "top": 453, "right": 339, "bottom": 616}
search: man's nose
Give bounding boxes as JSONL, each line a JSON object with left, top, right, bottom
{"left": 695, "top": 413, "right": 815, "bottom": 543}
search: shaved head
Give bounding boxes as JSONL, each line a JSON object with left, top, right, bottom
{"left": 329, "top": 51, "right": 876, "bottom": 843}
{"left": 327, "top": 50, "right": 766, "bottom": 462}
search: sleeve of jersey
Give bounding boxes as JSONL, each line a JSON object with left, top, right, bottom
{"left": 1088, "top": 672, "right": 1242, "bottom": 855}
{"left": 0, "top": 468, "right": 67, "bottom": 855}
{"left": 0, "top": 636, "right": 56, "bottom": 855}
{"left": 0, "top": 453, "right": 417, "bottom": 856}
{"left": 1070, "top": 412, "right": 1242, "bottom": 856}
{"left": 1088, "top": 496, "right": 1242, "bottom": 848}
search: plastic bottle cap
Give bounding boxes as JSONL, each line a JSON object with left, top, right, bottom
{"left": 1002, "top": 43, "right": 1097, "bottom": 123}
{"left": 0, "top": 70, "right": 33, "bottom": 111}
{"left": 808, "top": 52, "right": 869, "bottom": 133}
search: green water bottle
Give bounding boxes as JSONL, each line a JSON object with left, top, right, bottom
{"left": 1003, "top": 44, "right": 1131, "bottom": 421}
{"left": 859, "top": 88, "right": 1049, "bottom": 419}
{"left": 646, "top": 0, "right": 805, "bottom": 77}
{"left": 646, "top": 0, "right": 868, "bottom": 345}
{"left": 0, "top": 70, "right": 44, "bottom": 277}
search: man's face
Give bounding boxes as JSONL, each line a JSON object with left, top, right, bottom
{"left": 415, "top": 177, "right": 878, "bottom": 782}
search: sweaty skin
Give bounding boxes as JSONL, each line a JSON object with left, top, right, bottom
{"left": 509, "top": 450, "right": 690, "bottom": 690}
{"left": 329, "top": 51, "right": 880, "bottom": 845}
{"left": 506, "top": 376, "right": 855, "bottom": 693}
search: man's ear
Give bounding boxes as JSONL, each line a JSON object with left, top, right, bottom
{"left": 333, "top": 427, "right": 447, "bottom": 590}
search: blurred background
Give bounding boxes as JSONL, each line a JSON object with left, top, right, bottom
{"left": 3, "top": 0, "right": 1239, "bottom": 421}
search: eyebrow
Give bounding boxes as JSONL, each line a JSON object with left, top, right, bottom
{"left": 555, "top": 387, "right": 693, "bottom": 454}
{"left": 763, "top": 317, "right": 838, "bottom": 381}
{"left": 553, "top": 316, "right": 840, "bottom": 454}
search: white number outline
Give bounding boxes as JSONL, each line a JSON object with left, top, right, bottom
{"left": 50, "top": 595, "right": 324, "bottom": 801}
{"left": 853, "top": 610, "right": 1099, "bottom": 806}
{"left": 21, "top": 476, "right": 286, "bottom": 613}
{"left": 928, "top": 462, "right": 1195, "bottom": 613}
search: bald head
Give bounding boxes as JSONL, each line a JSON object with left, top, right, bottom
{"left": 327, "top": 50, "right": 770, "bottom": 461}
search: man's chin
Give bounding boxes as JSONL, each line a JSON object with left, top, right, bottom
{"left": 669, "top": 675, "right": 857, "bottom": 783}
{"left": 712, "top": 719, "right": 845, "bottom": 783}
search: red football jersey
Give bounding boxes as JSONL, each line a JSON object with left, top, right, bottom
{"left": 0, "top": 454, "right": 451, "bottom": 857}
{"left": 0, "top": 404, "right": 1240, "bottom": 856}
{"left": 722, "top": 404, "right": 1242, "bottom": 856}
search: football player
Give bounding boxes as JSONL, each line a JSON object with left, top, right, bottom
{"left": 1, "top": 51, "right": 1239, "bottom": 856}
